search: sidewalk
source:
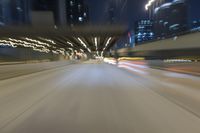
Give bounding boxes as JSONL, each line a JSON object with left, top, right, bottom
{"left": 0, "top": 62, "right": 24, "bottom": 65}
{"left": 0, "top": 60, "right": 51, "bottom": 66}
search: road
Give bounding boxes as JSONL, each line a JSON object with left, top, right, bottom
{"left": 0, "top": 60, "right": 200, "bottom": 133}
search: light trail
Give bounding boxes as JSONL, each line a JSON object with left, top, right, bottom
{"left": 101, "top": 37, "right": 112, "bottom": 57}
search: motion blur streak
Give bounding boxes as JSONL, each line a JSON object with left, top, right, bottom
{"left": 118, "top": 61, "right": 149, "bottom": 69}
{"left": 0, "top": 61, "right": 200, "bottom": 133}
{"left": 118, "top": 64, "right": 148, "bottom": 74}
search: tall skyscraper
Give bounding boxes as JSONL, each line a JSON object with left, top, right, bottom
{"left": 0, "top": 1, "right": 4, "bottom": 25}
{"left": 0, "top": 0, "right": 31, "bottom": 26}
{"left": 66, "top": 0, "right": 89, "bottom": 26}
{"left": 11, "top": 0, "right": 31, "bottom": 25}
{"left": 57, "top": 0, "right": 67, "bottom": 26}
{"left": 32, "top": 0, "right": 89, "bottom": 26}
{"left": 108, "top": 4, "right": 115, "bottom": 24}
{"left": 154, "top": 0, "right": 188, "bottom": 37}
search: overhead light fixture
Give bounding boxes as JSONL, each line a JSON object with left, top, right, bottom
{"left": 77, "top": 37, "right": 91, "bottom": 53}
{"left": 145, "top": 0, "right": 156, "bottom": 10}
{"left": 67, "top": 41, "right": 74, "bottom": 47}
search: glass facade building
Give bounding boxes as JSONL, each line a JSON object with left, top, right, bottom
{"left": 153, "top": 0, "right": 188, "bottom": 38}
{"left": 0, "top": 0, "right": 30, "bottom": 26}
{"left": 134, "top": 20, "right": 154, "bottom": 44}
{"left": 66, "top": 0, "right": 89, "bottom": 26}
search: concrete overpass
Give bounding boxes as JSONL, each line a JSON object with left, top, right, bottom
{"left": 1, "top": 25, "right": 200, "bottom": 60}
{"left": 0, "top": 25, "right": 127, "bottom": 58}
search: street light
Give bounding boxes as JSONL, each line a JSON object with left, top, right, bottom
{"left": 145, "top": 0, "right": 165, "bottom": 10}
{"left": 145, "top": 0, "right": 165, "bottom": 19}
{"left": 145, "top": 0, "right": 156, "bottom": 11}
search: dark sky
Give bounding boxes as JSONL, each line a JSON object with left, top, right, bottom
{"left": 188, "top": 0, "right": 200, "bottom": 21}
{"left": 86, "top": 0, "right": 200, "bottom": 25}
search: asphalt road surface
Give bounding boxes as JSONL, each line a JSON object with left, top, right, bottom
{"left": 0, "top": 60, "right": 200, "bottom": 133}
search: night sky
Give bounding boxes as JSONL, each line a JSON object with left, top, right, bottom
{"left": 86, "top": 0, "right": 200, "bottom": 26}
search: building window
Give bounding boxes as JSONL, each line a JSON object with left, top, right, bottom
{"left": 78, "top": 17, "right": 83, "bottom": 22}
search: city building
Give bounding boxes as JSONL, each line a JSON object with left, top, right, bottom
{"left": 192, "top": 20, "right": 200, "bottom": 29}
{"left": 66, "top": 0, "right": 89, "bottom": 26}
{"left": 57, "top": 0, "right": 67, "bottom": 26}
{"left": 0, "top": 1, "right": 4, "bottom": 25}
{"left": 108, "top": 4, "right": 115, "bottom": 24}
{"left": 31, "top": 0, "right": 90, "bottom": 26}
{"left": 153, "top": 0, "right": 188, "bottom": 38}
{"left": 114, "top": 31, "right": 135, "bottom": 50}
{"left": 0, "top": 0, "right": 31, "bottom": 26}
{"left": 134, "top": 20, "right": 154, "bottom": 44}
{"left": 146, "top": 0, "right": 166, "bottom": 19}
{"left": 190, "top": 19, "right": 200, "bottom": 31}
